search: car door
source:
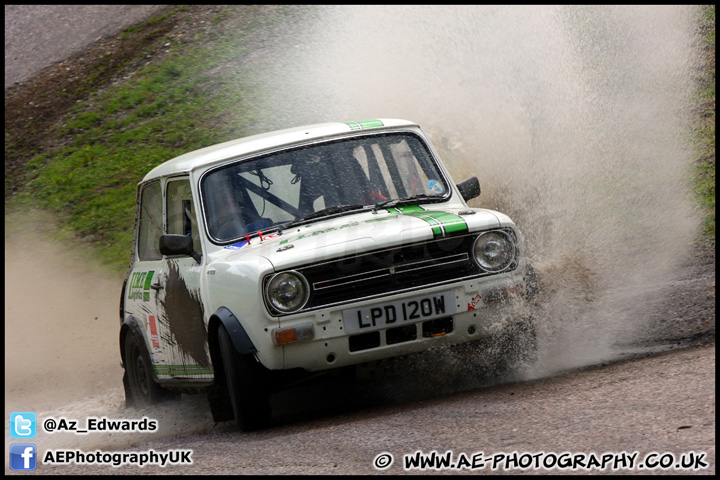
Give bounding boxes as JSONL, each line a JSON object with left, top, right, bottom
{"left": 151, "top": 177, "right": 213, "bottom": 380}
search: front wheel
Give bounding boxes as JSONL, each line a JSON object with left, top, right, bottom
{"left": 493, "top": 314, "right": 538, "bottom": 380}
{"left": 217, "top": 325, "right": 271, "bottom": 431}
{"left": 456, "top": 313, "right": 538, "bottom": 383}
{"left": 123, "top": 328, "right": 178, "bottom": 407}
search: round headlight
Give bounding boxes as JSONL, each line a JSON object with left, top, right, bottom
{"left": 265, "top": 271, "right": 310, "bottom": 314}
{"left": 473, "top": 230, "right": 515, "bottom": 272}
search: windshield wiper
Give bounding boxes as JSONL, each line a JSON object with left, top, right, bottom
{"left": 303, "top": 204, "right": 365, "bottom": 220}
{"left": 373, "top": 194, "right": 440, "bottom": 213}
{"left": 281, "top": 204, "right": 366, "bottom": 230}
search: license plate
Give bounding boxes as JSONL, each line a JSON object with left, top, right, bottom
{"left": 342, "top": 291, "right": 456, "bottom": 335}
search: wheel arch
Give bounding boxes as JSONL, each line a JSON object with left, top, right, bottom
{"left": 207, "top": 306, "right": 258, "bottom": 366}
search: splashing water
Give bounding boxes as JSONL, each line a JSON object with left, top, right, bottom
{"left": 249, "top": 5, "right": 702, "bottom": 375}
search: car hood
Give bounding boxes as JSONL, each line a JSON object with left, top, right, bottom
{"left": 216, "top": 205, "right": 512, "bottom": 271}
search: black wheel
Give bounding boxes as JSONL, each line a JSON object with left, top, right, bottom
{"left": 123, "top": 328, "right": 178, "bottom": 407}
{"left": 217, "top": 325, "right": 271, "bottom": 431}
{"left": 494, "top": 314, "right": 538, "bottom": 380}
{"left": 525, "top": 261, "right": 540, "bottom": 301}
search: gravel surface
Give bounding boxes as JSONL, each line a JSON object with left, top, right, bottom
{"left": 4, "top": 5, "right": 170, "bottom": 88}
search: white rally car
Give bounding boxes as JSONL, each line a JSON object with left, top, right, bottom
{"left": 119, "top": 119, "right": 538, "bottom": 430}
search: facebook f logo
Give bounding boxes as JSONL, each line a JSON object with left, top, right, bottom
{"left": 10, "top": 412, "right": 37, "bottom": 438}
{"left": 10, "top": 444, "right": 37, "bottom": 470}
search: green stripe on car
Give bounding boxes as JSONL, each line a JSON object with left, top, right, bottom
{"left": 155, "top": 365, "right": 214, "bottom": 376}
{"left": 345, "top": 119, "right": 385, "bottom": 130}
{"left": 388, "top": 206, "right": 468, "bottom": 238}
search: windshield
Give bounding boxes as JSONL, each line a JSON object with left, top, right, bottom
{"left": 200, "top": 132, "right": 449, "bottom": 243}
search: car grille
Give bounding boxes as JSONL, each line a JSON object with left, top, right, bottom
{"left": 293, "top": 231, "right": 517, "bottom": 311}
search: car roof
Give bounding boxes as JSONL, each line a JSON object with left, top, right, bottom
{"left": 142, "top": 118, "right": 419, "bottom": 182}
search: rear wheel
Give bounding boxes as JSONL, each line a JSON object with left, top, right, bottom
{"left": 123, "top": 328, "right": 178, "bottom": 406}
{"left": 217, "top": 325, "right": 271, "bottom": 431}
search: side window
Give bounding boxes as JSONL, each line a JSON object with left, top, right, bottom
{"left": 137, "top": 181, "right": 163, "bottom": 261}
{"left": 167, "top": 178, "right": 201, "bottom": 252}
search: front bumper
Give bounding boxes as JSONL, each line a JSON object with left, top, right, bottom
{"left": 262, "top": 268, "right": 528, "bottom": 372}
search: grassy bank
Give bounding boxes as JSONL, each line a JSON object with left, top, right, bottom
{"left": 5, "top": 6, "right": 275, "bottom": 274}
{"left": 4, "top": 6, "right": 715, "bottom": 276}
{"left": 694, "top": 6, "right": 715, "bottom": 239}
{"left": 13, "top": 44, "right": 240, "bottom": 270}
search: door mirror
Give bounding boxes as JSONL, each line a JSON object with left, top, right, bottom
{"left": 457, "top": 177, "right": 481, "bottom": 201}
{"left": 160, "top": 234, "right": 201, "bottom": 263}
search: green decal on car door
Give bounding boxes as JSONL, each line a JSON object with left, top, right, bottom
{"left": 127, "top": 270, "right": 155, "bottom": 301}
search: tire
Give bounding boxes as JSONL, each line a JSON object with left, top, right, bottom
{"left": 525, "top": 260, "right": 540, "bottom": 301}
{"left": 217, "top": 325, "right": 271, "bottom": 431}
{"left": 494, "top": 314, "right": 538, "bottom": 380}
{"left": 123, "top": 328, "right": 178, "bottom": 407}
{"left": 491, "top": 259, "right": 539, "bottom": 377}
